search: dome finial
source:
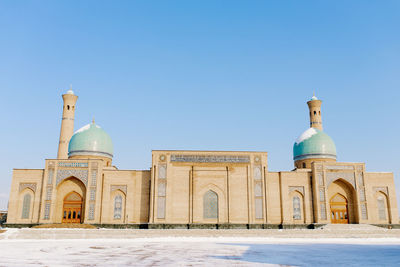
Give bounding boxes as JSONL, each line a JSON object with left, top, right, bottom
{"left": 311, "top": 91, "right": 318, "bottom": 101}
{"left": 92, "top": 117, "right": 95, "bottom": 124}
{"left": 66, "top": 84, "right": 74, "bottom": 95}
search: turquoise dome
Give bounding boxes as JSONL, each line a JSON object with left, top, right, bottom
{"left": 68, "top": 122, "right": 113, "bottom": 159}
{"left": 293, "top": 128, "right": 336, "bottom": 161}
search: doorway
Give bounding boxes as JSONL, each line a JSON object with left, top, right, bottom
{"left": 330, "top": 193, "right": 349, "bottom": 224}
{"left": 62, "top": 192, "right": 82, "bottom": 223}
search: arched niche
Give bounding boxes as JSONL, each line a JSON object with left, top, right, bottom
{"left": 328, "top": 179, "right": 357, "bottom": 223}
{"left": 290, "top": 190, "right": 305, "bottom": 224}
{"left": 375, "top": 191, "right": 390, "bottom": 224}
{"left": 55, "top": 177, "right": 86, "bottom": 223}
{"left": 18, "top": 188, "right": 35, "bottom": 222}
{"left": 110, "top": 189, "right": 126, "bottom": 223}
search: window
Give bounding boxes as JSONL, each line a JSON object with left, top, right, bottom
{"left": 67, "top": 105, "right": 70, "bottom": 110}
{"left": 377, "top": 196, "right": 386, "bottom": 220}
{"left": 314, "top": 111, "right": 316, "bottom": 115}
{"left": 114, "top": 195, "right": 122, "bottom": 219}
{"left": 203, "top": 190, "right": 218, "bottom": 219}
{"left": 302, "top": 162, "right": 306, "bottom": 168}
{"left": 293, "top": 196, "right": 301, "bottom": 220}
{"left": 22, "top": 194, "right": 31, "bottom": 219}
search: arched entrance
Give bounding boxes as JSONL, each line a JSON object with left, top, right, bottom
{"left": 330, "top": 193, "right": 348, "bottom": 224}
{"left": 62, "top": 192, "right": 82, "bottom": 223}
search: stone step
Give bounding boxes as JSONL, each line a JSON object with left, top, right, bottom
{"left": 319, "top": 224, "right": 384, "bottom": 231}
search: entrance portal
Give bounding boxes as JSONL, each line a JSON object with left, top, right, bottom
{"left": 62, "top": 192, "right": 82, "bottom": 223}
{"left": 330, "top": 193, "right": 349, "bottom": 224}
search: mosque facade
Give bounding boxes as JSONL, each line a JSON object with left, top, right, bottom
{"left": 6, "top": 90, "right": 399, "bottom": 227}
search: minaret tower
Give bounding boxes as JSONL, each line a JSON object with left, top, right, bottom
{"left": 57, "top": 88, "right": 78, "bottom": 159}
{"left": 307, "top": 94, "right": 323, "bottom": 130}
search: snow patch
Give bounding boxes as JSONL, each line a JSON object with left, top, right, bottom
{"left": 74, "top": 123, "right": 101, "bottom": 134}
{"left": 295, "top": 128, "right": 318, "bottom": 144}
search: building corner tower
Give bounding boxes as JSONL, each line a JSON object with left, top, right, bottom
{"left": 307, "top": 94, "right": 323, "bottom": 130}
{"left": 57, "top": 88, "right": 78, "bottom": 159}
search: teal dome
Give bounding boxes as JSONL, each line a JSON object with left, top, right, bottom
{"left": 293, "top": 128, "right": 336, "bottom": 161}
{"left": 68, "top": 122, "right": 113, "bottom": 159}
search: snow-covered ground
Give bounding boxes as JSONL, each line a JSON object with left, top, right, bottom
{"left": 1, "top": 228, "right": 400, "bottom": 266}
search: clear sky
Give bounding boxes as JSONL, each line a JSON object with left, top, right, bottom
{"left": 0, "top": 1, "right": 399, "bottom": 211}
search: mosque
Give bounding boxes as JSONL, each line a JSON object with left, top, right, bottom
{"left": 6, "top": 90, "right": 399, "bottom": 227}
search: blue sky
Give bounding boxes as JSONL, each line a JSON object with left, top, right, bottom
{"left": 0, "top": 1, "right": 399, "bottom": 211}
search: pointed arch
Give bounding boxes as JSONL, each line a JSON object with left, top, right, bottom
{"left": 56, "top": 177, "right": 86, "bottom": 223}
{"left": 375, "top": 191, "right": 390, "bottom": 223}
{"left": 21, "top": 193, "right": 31, "bottom": 219}
{"left": 19, "top": 188, "right": 34, "bottom": 221}
{"left": 328, "top": 179, "right": 356, "bottom": 224}
{"left": 290, "top": 190, "right": 305, "bottom": 223}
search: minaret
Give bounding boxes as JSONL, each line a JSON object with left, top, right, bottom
{"left": 307, "top": 94, "right": 323, "bottom": 130}
{"left": 57, "top": 88, "right": 78, "bottom": 159}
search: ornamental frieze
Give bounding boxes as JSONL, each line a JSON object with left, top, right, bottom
{"left": 170, "top": 154, "right": 250, "bottom": 163}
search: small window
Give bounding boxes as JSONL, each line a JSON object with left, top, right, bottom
{"left": 314, "top": 111, "right": 316, "bottom": 115}
{"left": 377, "top": 196, "right": 386, "bottom": 220}
{"left": 293, "top": 196, "right": 301, "bottom": 220}
{"left": 67, "top": 105, "right": 70, "bottom": 110}
{"left": 319, "top": 111, "right": 321, "bottom": 115}
{"left": 204, "top": 190, "right": 218, "bottom": 219}
{"left": 302, "top": 162, "right": 306, "bottom": 168}
{"left": 114, "top": 195, "right": 123, "bottom": 219}
{"left": 21, "top": 194, "right": 31, "bottom": 219}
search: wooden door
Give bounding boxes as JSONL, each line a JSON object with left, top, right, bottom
{"left": 62, "top": 192, "right": 82, "bottom": 223}
{"left": 330, "top": 194, "right": 349, "bottom": 224}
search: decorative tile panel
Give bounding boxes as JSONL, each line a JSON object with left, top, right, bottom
{"left": 47, "top": 169, "right": 54, "bottom": 185}
{"left": 56, "top": 169, "right": 88, "bottom": 186}
{"left": 46, "top": 187, "right": 52, "bottom": 200}
{"left": 88, "top": 203, "right": 95, "bottom": 220}
{"left": 319, "top": 188, "right": 325, "bottom": 201}
{"left": 254, "top": 182, "right": 262, "bottom": 197}
{"left": 157, "top": 197, "right": 166, "bottom": 219}
{"left": 91, "top": 170, "right": 97, "bottom": 186}
{"left": 19, "top": 183, "right": 36, "bottom": 193}
{"left": 90, "top": 189, "right": 96, "bottom": 201}
{"left": 361, "top": 203, "right": 368, "bottom": 220}
{"left": 317, "top": 172, "right": 324, "bottom": 186}
{"left": 44, "top": 202, "right": 50, "bottom": 220}
{"left": 158, "top": 182, "right": 166, "bottom": 197}
{"left": 170, "top": 154, "right": 250, "bottom": 163}
{"left": 320, "top": 203, "right": 327, "bottom": 220}
{"left": 255, "top": 198, "right": 263, "bottom": 219}
{"left": 203, "top": 190, "right": 218, "bottom": 219}
{"left": 357, "top": 173, "right": 364, "bottom": 186}
{"left": 58, "top": 162, "right": 88, "bottom": 168}
{"left": 293, "top": 196, "right": 301, "bottom": 220}
{"left": 254, "top": 166, "right": 262, "bottom": 180}
{"left": 325, "top": 165, "right": 354, "bottom": 170}
{"left": 359, "top": 188, "right": 366, "bottom": 202}
{"left": 158, "top": 165, "right": 166, "bottom": 179}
